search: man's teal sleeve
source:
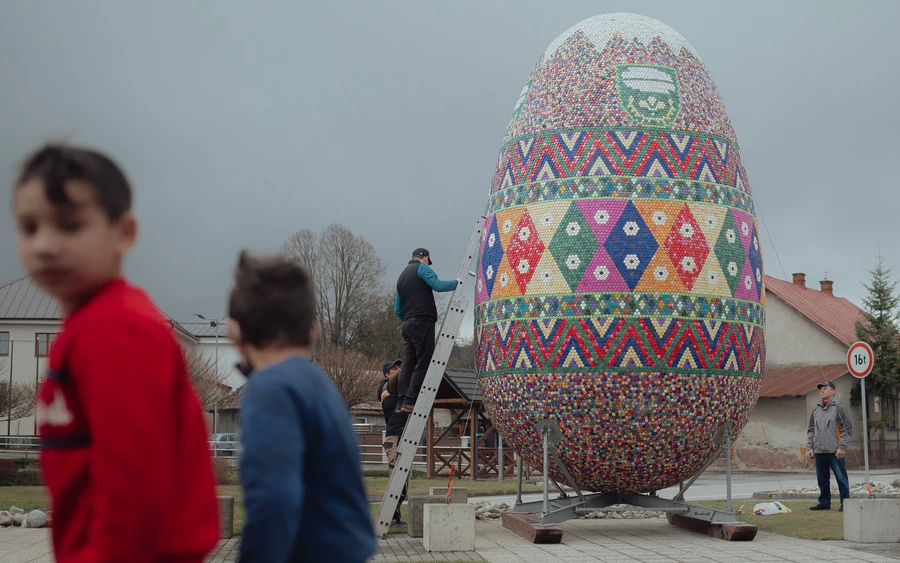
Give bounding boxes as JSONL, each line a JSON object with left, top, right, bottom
{"left": 394, "top": 291, "right": 403, "bottom": 320}
{"left": 417, "top": 263, "right": 458, "bottom": 292}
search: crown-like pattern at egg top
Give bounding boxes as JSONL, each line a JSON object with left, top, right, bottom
{"left": 475, "top": 13, "right": 765, "bottom": 493}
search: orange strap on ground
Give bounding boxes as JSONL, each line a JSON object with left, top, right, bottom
{"left": 447, "top": 464, "right": 455, "bottom": 497}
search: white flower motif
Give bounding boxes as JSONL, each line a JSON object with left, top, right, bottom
{"left": 566, "top": 222, "right": 581, "bottom": 237}
{"left": 708, "top": 272, "right": 718, "bottom": 285}
{"left": 594, "top": 209, "right": 610, "bottom": 225}
{"left": 652, "top": 211, "right": 667, "bottom": 225}
{"left": 681, "top": 256, "right": 697, "bottom": 272}
{"left": 518, "top": 226, "right": 531, "bottom": 241}
{"left": 566, "top": 255, "right": 581, "bottom": 270}
{"left": 623, "top": 221, "right": 640, "bottom": 236}
{"left": 502, "top": 219, "right": 512, "bottom": 233}
{"left": 753, "top": 236, "right": 759, "bottom": 250}
{"left": 517, "top": 259, "right": 530, "bottom": 274}
{"left": 541, "top": 212, "right": 553, "bottom": 226}
{"left": 488, "top": 233, "right": 497, "bottom": 247}
{"left": 727, "top": 261, "right": 738, "bottom": 276}
{"left": 486, "top": 265, "right": 495, "bottom": 279}
{"left": 540, "top": 269, "right": 552, "bottom": 282}
{"left": 705, "top": 215, "right": 716, "bottom": 228}
{"left": 756, "top": 268, "right": 762, "bottom": 283}
{"left": 680, "top": 223, "right": 694, "bottom": 238}
{"left": 741, "top": 221, "right": 750, "bottom": 236}
{"left": 726, "top": 229, "right": 736, "bottom": 244}
{"left": 594, "top": 265, "right": 610, "bottom": 280}
{"left": 477, "top": 278, "right": 483, "bottom": 292}
{"left": 624, "top": 254, "right": 640, "bottom": 270}
{"left": 744, "top": 275, "right": 752, "bottom": 290}
{"left": 499, "top": 272, "right": 509, "bottom": 287}
{"left": 654, "top": 266, "right": 669, "bottom": 281}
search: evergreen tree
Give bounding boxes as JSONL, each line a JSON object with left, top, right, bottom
{"left": 852, "top": 255, "right": 900, "bottom": 448}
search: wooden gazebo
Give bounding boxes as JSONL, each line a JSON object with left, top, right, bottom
{"left": 425, "top": 368, "right": 517, "bottom": 480}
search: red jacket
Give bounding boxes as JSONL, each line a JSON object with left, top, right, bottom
{"left": 37, "top": 278, "right": 219, "bottom": 563}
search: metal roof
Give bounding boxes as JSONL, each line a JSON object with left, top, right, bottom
{"left": 440, "top": 368, "right": 481, "bottom": 404}
{"left": 765, "top": 275, "right": 864, "bottom": 347}
{"left": 0, "top": 276, "right": 61, "bottom": 320}
{"left": 759, "top": 363, "right": 849, "bottom": 398}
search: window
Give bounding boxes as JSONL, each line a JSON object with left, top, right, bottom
{"left": 35, "top": 333, "right": 57, "bottom": 358}
{"left": 0, "top": 332, "right": 8, "bottom": 356}
{"left": 886, "top": 396, "right": 899, "bottom": 430}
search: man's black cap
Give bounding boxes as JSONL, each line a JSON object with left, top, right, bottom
{"left": 816, "top": 381, "right": 836, "bottom": 390}
{"left": 412, "top": 248, "right": 433, "bottom": 265}
{"left": 382, "top": 359, "right": 401, "bottom": 375}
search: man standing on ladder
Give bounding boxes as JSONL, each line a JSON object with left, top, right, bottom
{"left": 394, "top": 248, "right": 458, "bottom": 414}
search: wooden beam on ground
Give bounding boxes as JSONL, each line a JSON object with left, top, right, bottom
{"left": 666, "top": 514, "right": 758, "bottom": 541}
{"left": 501, "top": 513, "right": 563, "bottom": 544}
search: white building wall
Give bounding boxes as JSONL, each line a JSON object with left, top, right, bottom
{"left": 764, "top": 292, "right": 847, "bottom": 365}
{"left": 0, "top": 320, "right": 60, "bottom": 436}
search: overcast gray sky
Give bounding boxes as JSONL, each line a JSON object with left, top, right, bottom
{"left": 2, "top": 1, "right": 899, "bottom": 339}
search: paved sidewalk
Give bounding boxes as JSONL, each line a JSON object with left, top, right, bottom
{"left": 3, "top": 520, "right": 899, "bottom": 563}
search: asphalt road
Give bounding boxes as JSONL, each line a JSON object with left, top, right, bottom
{"left": 473, "top": 468, "right": 900, "bottom": 506}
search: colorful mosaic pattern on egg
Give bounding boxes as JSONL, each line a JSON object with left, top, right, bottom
{"left": 475, "top": 13, "right": 766, "bottom": 493}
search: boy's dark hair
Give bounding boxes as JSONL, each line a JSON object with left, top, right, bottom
{"left": 228, "top": 250, "right": 317, "bottom": 348}
{"left": 15, "top": 143, "right": 132, "bottom": 221}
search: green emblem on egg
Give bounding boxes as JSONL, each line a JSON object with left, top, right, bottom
{"left": 615, "top": 64, "right": 681, "bottom": 128}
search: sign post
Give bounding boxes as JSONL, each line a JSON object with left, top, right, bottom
{"left": 847, "top": 341, "right": 874, "bottom": 487}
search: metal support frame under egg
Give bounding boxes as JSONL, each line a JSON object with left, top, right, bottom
{"left": 512, "top": 419, "right": 739, "bottom": 525}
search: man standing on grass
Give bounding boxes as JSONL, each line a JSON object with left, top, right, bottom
{"left": 806, "top": 380, "right": 853, "bottom": 512}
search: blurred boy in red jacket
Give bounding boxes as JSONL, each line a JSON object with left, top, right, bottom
{"left": 12, "top": 144, "right": 219, "bottom": 563}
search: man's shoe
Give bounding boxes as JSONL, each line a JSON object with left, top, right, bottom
{"left": 398, "top": 403, "right": 415, "bottom": 414}
{"left": 839, "top": 504, "right": 843, "bottom": 512}
{"left": 809, "top": 504, "right": 830, "bottom": 510}
{"left": 391, "top": 518, "right": 407, "bottom": 527}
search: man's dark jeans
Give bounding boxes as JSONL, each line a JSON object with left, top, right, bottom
{"left": 814, "top": 452, "right": 850, "bottom": 507}
{"left": 397, "top": 316, "right": 436, "bottom": 407}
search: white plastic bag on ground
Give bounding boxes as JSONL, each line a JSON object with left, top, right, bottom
{"left": 753, "top": 502, "right": 791, "bottom": 516}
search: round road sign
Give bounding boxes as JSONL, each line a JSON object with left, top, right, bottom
{"left": 847, "top": 341, "right": 874, "bottom": 379}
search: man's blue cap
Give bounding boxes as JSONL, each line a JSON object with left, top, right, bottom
{"left": 817, "top": 381, "right": 836, "bottom": 390}
{"left": 382, "top": 359, "right": 401, "bottom": 375}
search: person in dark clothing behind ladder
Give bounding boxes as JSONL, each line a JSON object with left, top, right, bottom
{"left": 394, "top": 248, "right": 458, "bottom": 414}
{"left": 379, "top": 370, "right": 408, "bottom": 526}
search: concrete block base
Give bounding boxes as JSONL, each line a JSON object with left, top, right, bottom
{"left": 423, "top": 503, "right": 476, "bottom": 552}
{"left": 217, "top": 496, "right": 234, "bottom": 539}
{"left": 428, "top": 486, "right": 469, "bottom": 503}
{"left": 844, "top": 498, "right": 900, "bottom": 543}
{"left": 408, "top": 495, "right": 448, "bottom": 538}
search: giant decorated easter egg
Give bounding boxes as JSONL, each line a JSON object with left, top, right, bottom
{"left": 475, "top": 13, "right": 764, "bottom": 493}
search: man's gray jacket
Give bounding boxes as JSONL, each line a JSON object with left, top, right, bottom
{"left": 807, "top": 399, "right": 853, "bottom": 454}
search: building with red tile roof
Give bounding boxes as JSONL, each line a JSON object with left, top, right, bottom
{"left": 735, "top": 272, "right": 898, "bottom": 469}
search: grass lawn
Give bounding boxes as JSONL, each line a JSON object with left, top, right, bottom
{"left": 693, "top": 500, "right": 844, "bottom": 540}
{"left": 8, "top": 484, "right": 841, "bottom": 542}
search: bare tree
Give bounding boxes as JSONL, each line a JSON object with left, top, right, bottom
{"left": 181, "top": 344, "right": 230, "bottom": 410}
{"left": 283, "top": 223, "right": 387, "bottom": 349}
{"left": 312, "top": 345, "right": 381, "bottom": 409}
{"left": 448, "top": 336, "right": 476, "bottom": 370}
{"left": 0, "top": 377, "right": 38, "bottom": 424}
{"left": 353, "top": 290, "right": 404, "bottom": 360}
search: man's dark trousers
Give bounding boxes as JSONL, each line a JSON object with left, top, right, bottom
{"left": 814, "top": 452, "right": 850, "bottom": 507}
{"left": 397, "top": 316, "right": 436, "bottom": 407}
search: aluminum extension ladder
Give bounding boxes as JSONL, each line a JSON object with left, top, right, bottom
{"left": 373, "top": 215, "right": 486, "bottom": 538}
